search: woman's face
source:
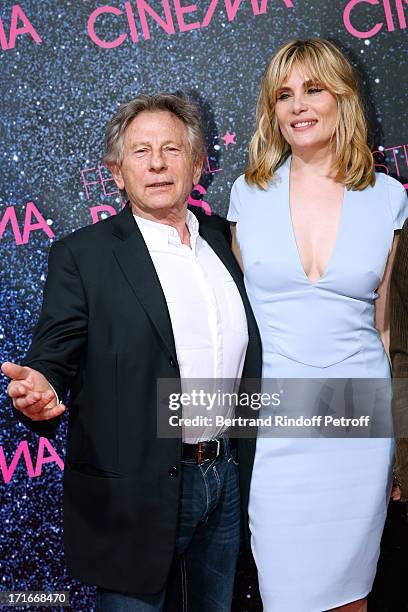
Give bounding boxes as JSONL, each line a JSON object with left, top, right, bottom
{"left": 274, "top": 64, "right": 338, "bottom": 156}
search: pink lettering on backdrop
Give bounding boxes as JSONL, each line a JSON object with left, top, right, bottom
{"left": 0, "top": 441, "right": 35, "bottom": 483}
{"left": 22, "top": 202, "right": 55, "bottom": 243}
{"left": 385, "top": 145, "right": 403, "bottom": 175}
{"left": 343, "top": 0, "right": 383, "bottom": 38}
{"left": 188, "top": 184, "right": 212, "bottom": 215}
{"left": 0, "top": 202, "right": 54, "bottom": 245}
{"left": 0, "top": 438, "right": 64, "bottom": 484}
{"left": 135, "top": 0, "right": 176, "bottom": 40}
{"left": 0, "top": 17, "right": 8, "bottom": 50}
{"left": 372, "top": 149, "right": 389, "bottom": 174}
{"left": 34, "top": 437, "right": 64, "bottom": 476}
{"left": 383, "top": 0, "right": 397, "bottom": 30}
{"left": 202, "top": 0, "right": 242, "bottom": 26}
{"left": 203, "top": 156, "right": 222, "bottom": 174}
{"left": 372, "top": 144, "right": 408, "bottom": 188}
{"left": 88, "top": 5, "right": 128, "bottom": 49}
{"left": 173, "top": 0, "right": 200, "bottom": 32}
{"left": 343, "top": 0, "right": 407, "bottom": 38}
{"left": 81, "top": 164, "right": 120, "bottom": 199}
{"left": 90, "top": 204, "right": 118, "bottom": 223}
{"left": 0, "top": 206, "right": 23, "bottom": 244}
{"left": 0, "top": 4, "right": 42, "bottom": 51}
{"left": 396, "top": 0, "right": 407, "bottom": 27}
{"left": 88, "top": 0, "right": 294, "bottom": 47}
{"left": 252, "top": 0, "right": 293, "bottom": 15}
{"left": 125, "top": 0, "right": 140, "bottom": 42}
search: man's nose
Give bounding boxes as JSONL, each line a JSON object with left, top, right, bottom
{"left": 149, "top": 150, "right": 167, "bottom": 171}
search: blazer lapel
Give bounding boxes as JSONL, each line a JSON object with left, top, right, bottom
{"left": 111, "top": 206, "right": 177, "bottom": 362}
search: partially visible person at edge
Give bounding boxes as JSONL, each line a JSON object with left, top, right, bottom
{"left": 227, "top": 38, "right": 408, "bottom": 612}
{"left": 391, "top": 217, "right": 408, "bottom": 502}
{"left": 2, "top": 92, "right": 262, "bottom": 612}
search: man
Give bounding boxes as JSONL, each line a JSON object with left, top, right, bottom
{"left": 2, "top": 93, "right": 261, "bottom": 611}
{"left": 390, "top": 217, "right": 408, "bottom": 503}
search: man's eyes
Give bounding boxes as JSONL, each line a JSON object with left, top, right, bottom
{"left": 133, "top": 147, "right": 181, "bottom": 154}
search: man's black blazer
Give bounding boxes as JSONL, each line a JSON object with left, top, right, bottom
{"left": 20, "top": 204, "right": 262, "bottom": 594}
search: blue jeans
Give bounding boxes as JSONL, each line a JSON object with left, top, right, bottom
{"left": 96, "top": 439, "right": 240, "bottom": 612}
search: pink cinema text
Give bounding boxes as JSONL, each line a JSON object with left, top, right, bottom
{"left": 87, "top": 0, "right": 294, "bottom": 48}
{"left": 0, "top": 202, "right": 55, "bottom": 245}
{"left": 0, "top": 438, "right": 64, "bottom": 484}
{"left": 344, "top": 0, "right": 408, "bottom": 38}
{"left": 0, "top": 4, "right": 41, "bottom": 51}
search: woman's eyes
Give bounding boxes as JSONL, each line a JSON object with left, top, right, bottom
{"left": 277, "top": 87, "right": 323, "bottom": 101}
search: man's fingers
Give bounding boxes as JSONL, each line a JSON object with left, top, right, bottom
{"left": 391, "top": 485, "right": 401, "bottom": 501}
{"left": 4, "top": 363, "right": 61, "bottom": 421}
{"left": 8, "top": 380, "right": 35, "bottom": 399}
{"left": 1, "top": 362, "right": 29, "bottom": 380}
{"left": 13, "top": 389, "right": 56, "bottom": 413}
{"left": 30, "top": 403, "right": 66, "bottom": 421}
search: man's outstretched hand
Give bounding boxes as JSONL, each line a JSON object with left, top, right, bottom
{"left": 1, "top": 362, "right": 66, "bottom": 421}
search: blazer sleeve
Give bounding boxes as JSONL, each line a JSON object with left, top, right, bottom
{"left": 19, "top": 239, "right": 88, "bottom": 437}
{"left": 390, "top": 218, "right": 408, "bottom": 500}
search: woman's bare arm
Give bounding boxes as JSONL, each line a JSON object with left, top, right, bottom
{"left": 230, "top": 223, "right": 244, "bottom": 272}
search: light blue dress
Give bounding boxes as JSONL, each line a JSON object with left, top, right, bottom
{"left": 227, "top": 157, "right": 408, "bottom": 612}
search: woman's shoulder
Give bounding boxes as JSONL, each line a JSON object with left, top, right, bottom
{"left": 231, "top": 173, "right": 260, "bottom": 196}
{"left": 232, "top": 163, "right": 288, "bottom": 195}
{"left": 373, "top": 172, "right": 408, "bottom": 230}
{"left": 373, "top": 171, "right": 406, "bottom": 196}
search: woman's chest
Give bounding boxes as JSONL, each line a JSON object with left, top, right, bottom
{"left": 236, "top": 187, "right": 394, "bottom": 300}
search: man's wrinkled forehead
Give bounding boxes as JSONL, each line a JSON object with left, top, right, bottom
{"left": 123, "top": 109, "right": 189, "bottom": 147}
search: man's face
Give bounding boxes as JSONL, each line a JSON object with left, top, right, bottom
{"left": 110, "top": 110, "right": 202, "bottom": 219}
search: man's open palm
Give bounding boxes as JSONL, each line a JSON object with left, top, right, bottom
{"left": 1, "top": 362, "right": 66, "bottom": 421}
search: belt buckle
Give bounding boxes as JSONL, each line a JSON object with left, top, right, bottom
{"left": 197, "top": 439, "right": 221, "bottom": 465}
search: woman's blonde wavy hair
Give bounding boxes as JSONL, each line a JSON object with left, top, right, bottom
{"left": 245, "top": 38, "right": 375, "bottom": 190}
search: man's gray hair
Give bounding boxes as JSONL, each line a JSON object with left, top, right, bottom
{"left": 103, "top": 92, "right": 206, "bottom": 166}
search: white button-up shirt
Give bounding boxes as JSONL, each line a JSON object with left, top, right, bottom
{"left": 134, "top": 210, "right": 248, "bottom": 442}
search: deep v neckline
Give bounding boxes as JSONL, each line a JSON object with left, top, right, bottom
{"left": 286, "top": 159, "right": 347, "bottom": 287}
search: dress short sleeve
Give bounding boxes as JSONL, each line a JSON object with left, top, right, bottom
{"left": 227, "top": 176, "right": 245, "bottom": 223}
{"left": 387, "top": 175, "right": 408, "bottom": 230}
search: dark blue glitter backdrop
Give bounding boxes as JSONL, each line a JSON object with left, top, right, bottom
{"left": 1, "top": 1, "right": 407, "bottom": 610}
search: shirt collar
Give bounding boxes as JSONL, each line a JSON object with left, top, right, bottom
{"left": 133, "top": 209, "right": 199, "bottom": 250}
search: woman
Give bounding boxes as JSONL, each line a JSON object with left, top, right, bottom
{"left": 228, "top": 39, "right": 408, "bottom": 612}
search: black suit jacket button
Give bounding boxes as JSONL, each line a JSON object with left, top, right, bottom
{"left": 168, "top": 466, "right": 178, "bottom": 478}
{"left": 169, "top": 357, "right": 176, "bottom": 367}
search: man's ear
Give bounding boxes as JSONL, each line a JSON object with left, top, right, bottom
{"left": 108, "top": 164, "right": 125, "bottom": 190}
{"left": 192, "top": 158, "right": 204, "bottom": 186}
